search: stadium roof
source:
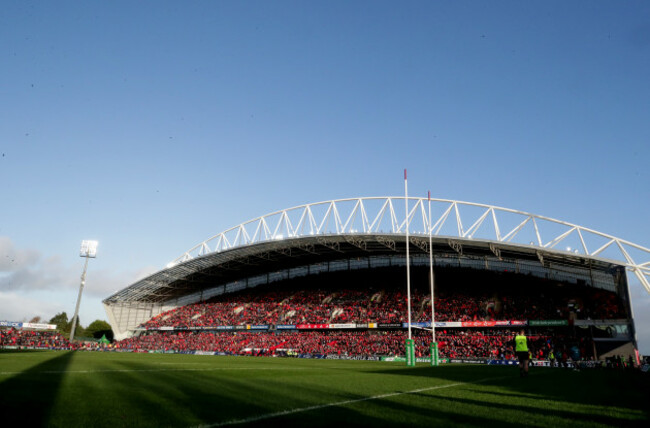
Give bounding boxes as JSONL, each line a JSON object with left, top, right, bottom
{"left": 104, "top": 197, "right": 650, "bottom": 305}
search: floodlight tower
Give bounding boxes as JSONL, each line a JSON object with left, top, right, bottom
{"left": 69, "top": 240, "right": 98, "bottom": 342}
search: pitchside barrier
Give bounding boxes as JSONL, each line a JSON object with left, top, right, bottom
{"left": 135, "top": 319, "right": 630, "bottom": 332}
{"left": 1, "top": 346, "right": 74, "bottom": 351}
{"left": 2, "top": 346, "right": 644, "bottom": 369}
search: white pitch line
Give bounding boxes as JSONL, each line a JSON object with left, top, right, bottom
{"left": 0, "top": 367, "right": 305, "bottom": 376}
{"left": 199, "top": 376, "right": 506, "bottom": 427}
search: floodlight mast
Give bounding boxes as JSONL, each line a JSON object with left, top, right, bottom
{"left": 70, "top": 240, "right": 97, "bottom": 342}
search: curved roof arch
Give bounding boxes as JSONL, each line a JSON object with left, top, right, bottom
{"left": 165, "top": 197, "right": 650, "bottom": 292}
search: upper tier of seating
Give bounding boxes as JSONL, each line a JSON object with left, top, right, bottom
{"left": 140, "top": 276, "right": 625, "bottom": 329}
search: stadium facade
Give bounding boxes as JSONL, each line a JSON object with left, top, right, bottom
{"left": 103, "top": 197, "right": 650, "bottom": 354}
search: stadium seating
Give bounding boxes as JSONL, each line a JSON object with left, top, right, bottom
{"left": 115, "top": 275, "right": 622, "bottom": 359}
{"left": 139, "top": 282, "right": 625, "bottom": 330}
{"left": 0, "top": 328, "right": 76, "bottom": 349}
{"left": 116, "top": 328, "right": 590, "bottom": 361}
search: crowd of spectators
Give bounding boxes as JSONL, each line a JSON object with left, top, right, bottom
{"left": 0, "top": 328, "right": 76, "bottom": 349}
{"left": 117, "top": 328, "right": 588, "bottom": 361}
{"left": 0, "top": 324, "right": 611, "bottom": 367}
{"left": 1, "top": 326, "right": 590, "bottom": 363}
{"left": 122, "top": 274, "right": 621, "bottom": 360}
{"left": 118, "top": 330, "right": 404, "bottom": 356}
{"left": 140, "top": 282, "right": 626, "bottom": 330}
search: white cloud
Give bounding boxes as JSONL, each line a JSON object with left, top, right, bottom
{"left": 0, "top": 236, "right": 157, "bottom": 297}
{"left": 0, "top": 237, "right": 76, "bottom": 292}
{"left": 0, "top": 291, "right": 66, "bottom": 322}
{"left": 0, "top": 236, "right": 40, "bottom": 271}
{"left": 0, "top": 237, "right": 159, "bottom": 323}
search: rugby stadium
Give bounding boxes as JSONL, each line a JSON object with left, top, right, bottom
{"left": 102, "top": 197, "right": 650, "bottom": 362}
{"left": 3, "top": 196, "right": 650, "bottom": 427}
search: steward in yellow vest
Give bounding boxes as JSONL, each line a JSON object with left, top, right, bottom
{"left": 515, "top": 330, "right": 530, "bottom": 377}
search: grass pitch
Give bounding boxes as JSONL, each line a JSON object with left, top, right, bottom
{"left": 0, "top": 350, "right": 648, "bottom": 427}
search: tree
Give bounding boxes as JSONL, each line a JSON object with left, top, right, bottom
{"left": 49, "top": 312, "right": 70, "bottom": 333}
{"left": 48, "top": 312, "right": 91, "bottom": 339}
{"left": 85, "top": 320, "right": 113, "bottom": 341}
{"left": 29, "top": 316, "right": 42, "bottom": 323}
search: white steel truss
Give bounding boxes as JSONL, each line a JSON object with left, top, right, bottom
{"left": 168, "top": 197, "right": 650, "bottom": 293}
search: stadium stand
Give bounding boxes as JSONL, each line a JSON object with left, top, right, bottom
{"left": 0, "top": 328, "right": 76, "bottom": 349}
{"left": 138, "top": 275, "right": 626, "bottom": 330}
{"left": 115, "top": 328, "right": 591, "bottom": 362}
{"left": 111, "top": 269, "right": 627, "bottom": 361}
{"left": 0, "top": 324, "right": 601, "bottom": 365}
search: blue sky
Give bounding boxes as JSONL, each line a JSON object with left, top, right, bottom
{"left": 1, "top": 1, "right": 648, "bottom": 351}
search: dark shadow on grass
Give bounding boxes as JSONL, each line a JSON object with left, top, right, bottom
{"left": 372, "top": 364, "right": 518, "bottom": 382}
{"left": 0, "top": 351, "right": 76, "bottom": 427}
{"left": 370, "top": 364, "right": 650, "bottom": 425}
{"left": 170, "top": 370, "right": 519, "bottom": 427}
{"left": 78, "top": 358, "right": 385, "bottom": 427}
{"left": 106, "top": 357, "right": 550, "bottom": 428}
{"left": 7, "top": 354, "right": 645, "bottom": 428}
{"left": 411, "top": 391, "right": 631, "bottom": 427}
{"left": 257, "top": 381, "right": 524, "bottom": 428}
{"left": 102, "top": 358, "right": 525, "bottom": 427}
{"left": 100, "top": 357, "right": 650, "bottom": 427}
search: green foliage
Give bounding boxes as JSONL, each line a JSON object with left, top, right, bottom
{"left": 47, "top": 312, "right": 87, "bottom": 338}
{"left": 48, "top": 312, "right": 70, "bottom": 333}
{"left": 85, "top": 320, "right": 113, "bottom": 341}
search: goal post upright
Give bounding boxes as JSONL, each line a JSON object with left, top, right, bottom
{"left": 428, "top": 190, "right": 439, "bottom": 366}
{"left": 404, "top": 170, "right": 415, "bottom": 366}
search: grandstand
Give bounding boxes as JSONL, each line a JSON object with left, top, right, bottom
{"left": 103, "top": 197, "right": 650, "bottom": 361}
{"left": 0, "top": 324, "right": 76, "bottom": 350}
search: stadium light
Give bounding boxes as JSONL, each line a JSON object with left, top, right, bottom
{"left": 69, "top": 240, "right": 98, "bottom": 342}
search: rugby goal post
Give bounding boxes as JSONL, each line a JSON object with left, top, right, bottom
{"left": 411, "top": 325, "right": 439, "bottom": 366}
